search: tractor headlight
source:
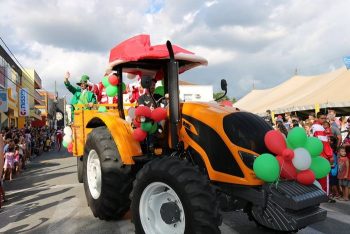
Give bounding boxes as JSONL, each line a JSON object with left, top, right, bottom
{"left": 239, "top": 151, "right": 257, "bottom": 170}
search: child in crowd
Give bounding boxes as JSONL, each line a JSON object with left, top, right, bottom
{"left": 50, "top": 133, "right": 56, "bottom": 151}
{"left": 18, "top": 138, "right": 26, "bottom": 169}
{"left": 338, "top": 146, "right": 349, "bottom": 201}
{"left": 14, "top": 146, "right": 20, "bottom": 175}
{"left": 3, "top": 145, "right": 15, "bottom": 181}
{"left": 329, "top": 137, "right": 340, "bottom": 198}
{"left": 44, "top": 137, "right": 51, "bottom": 152}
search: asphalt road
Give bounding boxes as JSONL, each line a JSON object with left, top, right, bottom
{"left": 1, "top": 150, "right": 350, "bottom": 234}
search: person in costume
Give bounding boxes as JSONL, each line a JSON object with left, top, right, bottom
{"left": 64, "top": 71, "right": 96, "bottom": 122}
{"left": 87, "top": 73, "right": 118, "bottom": 104}
{"left": 311, "top": 113, "right": 333, "bottom": 195}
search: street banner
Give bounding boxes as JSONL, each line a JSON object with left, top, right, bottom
{"left": 343, "top": 56, "right": 350, "bottom": 70}
{"left": 19, "top": 88, "right": 29, "bottom": 116}
{"left": 0, "top": 90, "right": 8, "bottom": 112}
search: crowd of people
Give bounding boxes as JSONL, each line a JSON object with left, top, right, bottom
{"left": 0, "top": 126, "right": 63, "bottom": 208}
{"left": 267, "top": 109, "right": 350, "bottom": 202}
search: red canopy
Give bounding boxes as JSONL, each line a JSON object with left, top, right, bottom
{"left": 107, "top": 35, "right": 207, "bottom": 75}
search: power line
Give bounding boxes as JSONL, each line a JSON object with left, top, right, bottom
{"left": 0, "top": 36, "right": 48, "bottom": 92}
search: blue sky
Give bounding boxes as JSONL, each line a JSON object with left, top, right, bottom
{"left": 0, "top": 0, "right": 349, "bottom": 100}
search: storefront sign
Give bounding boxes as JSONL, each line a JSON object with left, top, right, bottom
{"left": 0, "top": 90, "right": 8, "bottom": 112}
{"left": 19, "top": 88, "right": 29, "bottom": 116}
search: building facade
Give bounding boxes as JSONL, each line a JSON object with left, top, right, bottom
{"left": 18, "top": 69, "right": 43, "bottom": 128}
{"left": 179, "top": 80, "right": 213, "bottom": 102}
{"left": 33, "top": 90, "right": 56, "bottom": 128}
{"left": 0, "top": 44, "right": 22, "bottom": 129}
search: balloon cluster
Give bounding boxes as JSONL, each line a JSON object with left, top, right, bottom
{"left": 63, "top": 126, "right": 73, "bottom": 153}
{"left": 253, "top": 127, "right": 331, "bottom": 185}
{"left": 132, "top": 106, "right": 167, "bottom": 141}
{"left": 102, "top": 74, "right": 126, "bottom": 97}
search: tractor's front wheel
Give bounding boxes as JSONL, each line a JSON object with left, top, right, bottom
{"left": 83, "top": 126, "right": 133, "bottom": 220}
{"left": 131, "top": 157, "right": 221, "bottom": 234}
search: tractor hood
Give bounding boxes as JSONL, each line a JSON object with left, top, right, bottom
{"left": 181, "top": 102, "right": 272, "bottom": 154}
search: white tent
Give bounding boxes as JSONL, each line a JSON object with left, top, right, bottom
{"left": 235, "top": 67, "right": 350, "bottom": 114}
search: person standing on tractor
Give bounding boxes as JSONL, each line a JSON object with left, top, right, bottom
{"left": 85, "top": 73, "right": 118, "bottom": 104}
{"left": 64, "top": 71, "right": 97, "bottom": 123}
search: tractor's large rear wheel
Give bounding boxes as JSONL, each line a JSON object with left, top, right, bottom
{"left": 131, "top": 157, "right": 221, "bottom": 234}
{"left": 83, "top": 126, "right": 133, "bottom": 220}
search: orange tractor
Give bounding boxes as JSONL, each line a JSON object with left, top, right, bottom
{"left": 71, "top": 35, "right": 327, "bottom": 233}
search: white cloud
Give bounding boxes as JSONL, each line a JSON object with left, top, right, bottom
{"left": 187, "top": 46, "right": 236, "bottom": 65}
{"left": 238, "top": 76, "right": 262, "bottom": 92}
{"left": 205, "top": 1, "right": 219, "bottom": 8}
{"left": 0, "top": 0, "right": 349, "bottom": 99}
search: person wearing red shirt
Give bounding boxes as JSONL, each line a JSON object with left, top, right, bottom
{"left": 56, "top": 129, "right": 63, "bottom": 151}
{"left": 87, "top": 74, "right": 118, "bottom": 105}
{"left": 312, "top": 113, "right": 333, "bottom": 195}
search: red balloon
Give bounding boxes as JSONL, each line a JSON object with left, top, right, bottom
{"left": 135, "top": 106, "right": 152, "bottom": 118}
{"left": 297, "top": 170, "right": 315, "bottom": 185}
{"left": 151, "top": 107, "right": 167, "bottom": 122}
{"left": 132, "top": 128, "right": 147, "bottom": 142}
{"left": 108, "top": 74, "right": 119, "bottom": 86}
{"left": 276, "top": 156, "right": 297, "bottom": 180}
{"left": 282, "top": 149, "right": 294, "bottom": 161}
{"left": 264, "top": 130, "right": 287, "bottom": 155}
{"left": 133, "top": 119, "right": 141, "bottom": 128}
{"left": 68, "top": 143, "right": 73, "bottom": 153}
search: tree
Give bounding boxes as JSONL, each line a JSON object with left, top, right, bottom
{"left": 213, "top": 92, "right": 236, "bottom": 103}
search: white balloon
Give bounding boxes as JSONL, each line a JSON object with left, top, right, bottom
{"left": 128, "top": 107, "right": 136, "bottom": 119}
{"left": 63, "top": 135, "right": 72, "bottom": 144}
{"left": 292, "top": 148, "right": 312, "bottom": 170}
{"left": 125, "top": 115, "right": 132, "bottom": 124}
{"left": 64, "top": 126, "right": 72, "bottom": 135}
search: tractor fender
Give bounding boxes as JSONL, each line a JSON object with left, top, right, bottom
{"left": 86, "top": 112, "right": 142, "bottom": 165}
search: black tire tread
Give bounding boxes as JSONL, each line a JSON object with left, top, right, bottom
{"left": 77, "top": 156, "right": 84, "bottom": 183}
{"left": 131, "top": 156, "right": 222, "bottom": 234}
{"left": 83, "top": 126, "right": 133, "bottom": 220}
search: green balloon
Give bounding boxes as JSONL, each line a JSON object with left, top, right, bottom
{"left": 287, "top": 127, "right": 307, "bottom": 149}
{"left": 98, "top": 106, "right": 107, "bottom": 113}
{"left": 122, "top": 82, "right": 126, "bottom": 92}
{"left": 141, "top": 122, "right": 153, "bottom": 132}
{"left": 304, "top": 137, "right": 323, "bottom": 157}
{"left": 149, "top": 122, "right": 158, "bottom": 134}
{"left": 286, "top": 140, "right": 293, "bottom": 149}
{"left": 115, "top": 82, "right": 127, "bottom": 94}
{"left": 310, "top": 156, "right": 331, "bottom": 179}
{"left": 106, "top": 85, "right": 118, "bottom": 97}
{"left": 62, "top": 140, "right": 68, "bottom": 148}
{"left": 102, "top": 76, "right": 110, "bottom": 87}
{"left": 154, "top": 86, "right": 164, "bottom": 96}
{"left": 253, "top": 153, "right": 280, "bottom": 182}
